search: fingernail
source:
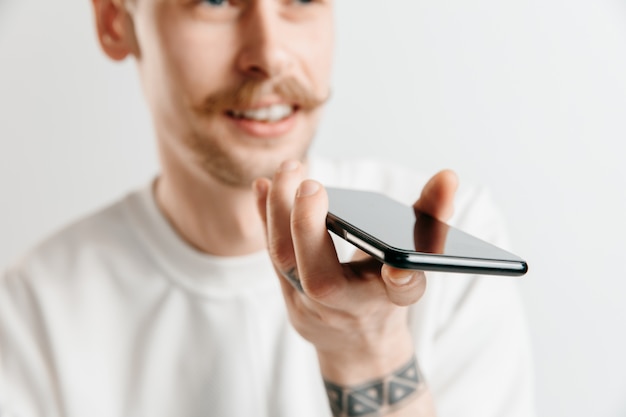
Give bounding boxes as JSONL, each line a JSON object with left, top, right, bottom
{"left": 388, "top": 270, "right": 415, "bottom": 286}
{"left": 279, "top": 160, "right": 300, "bottom": 172}
{"left": 297, "top": 180, "right": 320, "bottom": 197}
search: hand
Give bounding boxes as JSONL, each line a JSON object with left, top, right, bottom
{"left": 253, "top": 160, "right": 458, "bottom": 383}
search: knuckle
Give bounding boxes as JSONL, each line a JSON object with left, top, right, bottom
{"left": 268, "top": 244, "right": 295, "bottom": 271}
{"left": 392, "top": 292, "right": 421, "bottom": 307}
{"left": 301, "top": 271, "right": 341, "bottom": 300}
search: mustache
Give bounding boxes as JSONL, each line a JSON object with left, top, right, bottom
{"left": 195, "top": 77, "right": 329, "bottom": 114}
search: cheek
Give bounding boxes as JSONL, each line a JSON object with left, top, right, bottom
{"left": 301, "top": 23, "right": 334, "bottom": 95}
{"left": 165, "top": 30, "right": 234, "bottom": 98}
{"left": 139, "top": 9, "right": 237, "bottom": 107}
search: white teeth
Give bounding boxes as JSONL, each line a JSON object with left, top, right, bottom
{"left": 232, "top": 104, "right": 294, "bottom": 122}
{"left": 244, "top": 107, "right": 270, "bottom": 120}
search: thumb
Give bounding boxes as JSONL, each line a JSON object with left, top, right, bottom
{"left": 414, "top": 170, "right": 459, "bottom": 222}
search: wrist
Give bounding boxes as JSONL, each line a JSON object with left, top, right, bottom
{"left": 322, "top": 355, "right": 425, "bottom": 417}
{"left": 316, "top": 328, "right": 414, "bottom": 385}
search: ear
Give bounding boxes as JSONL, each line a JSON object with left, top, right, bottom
{"left": 92, "top": 0, "right": 137, "bottom": 61}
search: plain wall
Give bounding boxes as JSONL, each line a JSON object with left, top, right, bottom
{"left": 1, "top": 1, "right": 625, "bottom": 416}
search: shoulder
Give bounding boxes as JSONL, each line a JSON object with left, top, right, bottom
{"left": 1, "top": 188, "right": 144, "bottom": 294}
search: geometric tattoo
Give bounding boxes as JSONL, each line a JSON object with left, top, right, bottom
{"left": 281, "top": 267, "right": 304, "bottom": 293}
{"left": 324, "top": 356, "right": 423, "bottom": 417}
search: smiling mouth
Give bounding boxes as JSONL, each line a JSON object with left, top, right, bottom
{"left": 226, "top": 104, "right": 299, "bottom": 123}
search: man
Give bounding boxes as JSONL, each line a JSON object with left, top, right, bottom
{"left": 0, "top": 0, "right": 534, "bottom": 416}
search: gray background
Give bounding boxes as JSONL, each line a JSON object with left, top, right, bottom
{"left": 1, "top": 1, "right": 625, "bottom": 416}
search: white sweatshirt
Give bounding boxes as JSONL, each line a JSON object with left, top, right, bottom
{"left": 0, "top": 158, "right": 534, "bottom": 417}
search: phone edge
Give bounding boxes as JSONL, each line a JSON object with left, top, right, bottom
{"left": 326, "top": 213, "right": 528, "bottom": 277}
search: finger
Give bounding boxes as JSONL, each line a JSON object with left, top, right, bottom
{"left": 414, "top": 170, "right": 459, "bottom": 222}
{"left": 266, "top": 160, "right": 306, "bottom": 286}
{"left": 380, "top": 264, "right": 427, "bottom": 306}
{"left": 255, "top": 176, "right": 303, "bottom": 296}
{"left": 291, "top": 181, "right": 346, "bottom": 304}
{"left": 412, "top": 210, "right": 448, "bottom": 254}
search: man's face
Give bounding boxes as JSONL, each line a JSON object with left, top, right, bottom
{"left": 128, "top": 0, "right": 334, "bottom": 187}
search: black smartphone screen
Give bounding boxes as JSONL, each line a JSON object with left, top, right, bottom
{"left": 325, "top": 187, "right": 528, "bottom": 276}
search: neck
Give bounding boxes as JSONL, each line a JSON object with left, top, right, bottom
{"left": 154, "top": 164, "right": 267, "bottom": 258}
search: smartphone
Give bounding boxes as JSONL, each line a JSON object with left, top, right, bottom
{"left": 325, "top": 187, "right": 528, "bottom": 276}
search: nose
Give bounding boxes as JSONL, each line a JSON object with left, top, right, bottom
{"left": 236, "top": 2, "right": 294, "bottom": 80}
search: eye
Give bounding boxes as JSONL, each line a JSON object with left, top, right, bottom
{"left": 202, "top": 0, "right": 227, "bottom": 6}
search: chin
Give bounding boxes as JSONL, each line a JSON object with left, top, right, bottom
{"left": 196, "top": 146, "right": 309, "bottom": 189}
{"left": 181, "top": 111, "right": 316, "bottom": 188}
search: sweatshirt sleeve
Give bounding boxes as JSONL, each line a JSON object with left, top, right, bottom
{"left": 0, "top": 266, "right": 62, "bottom": 417}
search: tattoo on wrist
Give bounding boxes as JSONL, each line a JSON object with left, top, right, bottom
{"left": 324, "top": 356, "right": 423, "bottom": 417}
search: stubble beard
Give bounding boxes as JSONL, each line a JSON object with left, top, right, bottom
{"left": 187, "top": 126, "right": 316, "bottom": 189}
